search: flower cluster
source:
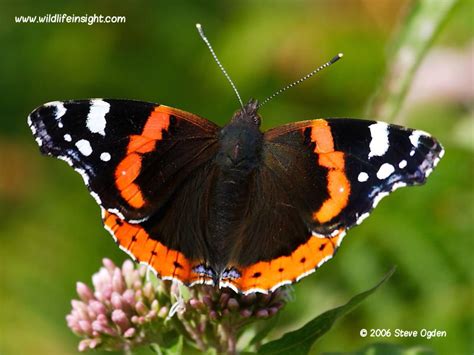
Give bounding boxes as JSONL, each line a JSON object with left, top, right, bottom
{"left": 66, "top": 259, "right": 173, "bottom": 352}
{"left": 66, "top": 258, "right": 290, "bottom": 353}
{"left": 178, "top": 282, "right": 289, "bottom": 353}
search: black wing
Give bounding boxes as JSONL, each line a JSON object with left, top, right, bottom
{"left": 221, "top": 118, "right": 443, "bottom": 294}
{"left": 28, "top": 99, "right": 219, "bottom": 222}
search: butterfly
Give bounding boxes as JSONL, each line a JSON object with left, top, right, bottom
{"left": 27, "top": 25, "right": 443, "bottom": 294}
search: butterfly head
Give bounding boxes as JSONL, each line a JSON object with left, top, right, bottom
{"left": 217, "top": 99, "right": 263, "bottom": 172}
{"left": 231, "top": 98, "right": 261, "bottom": 127}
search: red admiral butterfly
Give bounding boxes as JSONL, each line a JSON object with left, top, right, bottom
{"left": 28, "top": 25, "right": 443, "bottom": 294}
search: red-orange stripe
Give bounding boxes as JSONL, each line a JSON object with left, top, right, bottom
{"left": 114, "top": 107, "right": 171, "bottom": 209}
{"left": 104, "top": 211, "right": 205, "bottom": 284}
{"left": 224, "top": 231, "right": 342, "bottom": 292}
{"left": 307, "top": 120, "right": 351, "bottom": 223}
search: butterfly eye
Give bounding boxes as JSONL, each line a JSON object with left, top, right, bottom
{"left": 253, "top": 115, "right": 261, "bottom": 126}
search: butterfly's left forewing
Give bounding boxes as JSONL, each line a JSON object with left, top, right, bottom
{"left": 222, "top": 118, "right": 443, "bottom": 294}
{"left": 28, "top": 99, "right": 219, "bottom": 221}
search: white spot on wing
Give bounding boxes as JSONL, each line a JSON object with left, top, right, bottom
{"left": 100, "top": 152, "right": 111, "bottom": 161}
{"left": 27, "top": 115, "right": 34, "bottom": 130}
{"left": 242, "top": 288, "right": 269, "bottom": 295}
{"left": 368, "top": 122, "right": 389, "bottom": 158}
{"left": 358, "top": 172, "right": 369, "bottom": 182}
{"left": 376, "top": 163, "right": 395, "bottom": 180}
{"left": 296, "top": 268, "right": 316, "bottom": 282}
{"left": 317, "top": 255, "right": 333, "bottom": 268}
{"left": 392, "top": 182, "right": 407, "bottom": 191}
{"left": 45, "top": 101, "right": 67, "bottom": 120}
{"left": 373, "top": 191, "right": 389, "bottom": 208}
{"left": 118, "top": 244, "right": 137, "bottom": 261}
{"left": 409, "top": 130, "right": 429, "bottom": 147}
{"left": 398, "top": 160, "right": 407, "bottom": 169}
{"left": 189, "top": 279, "right": 215, "bottom": 287}
{"left": 57, "top": 155, "right": 73, "bottom": 166}
{"left": 90, "top": 191, "right": 102, "bottom": 204}
{"left": 86, "top": 99, "right": 110, "bottom": 136}
{"left": 356, "top": 212, "right": 370, "bottom": 225}
{"left": 270, "top": 280, "right": 292, "bottom": 292}
{"left": 312, "top": 231, "right": 327, "bottom": 238}
{"left": 108, "top": 208, "right": 126, "bottom": 221}
{"left": 75, "top": 168, "right": 90, "bottom": 185}
{"left": 75, "top": 139, "right": 93, "bottom": 156}
{"left": 64, "top": 134, "right": 72, "bottom": 142}
{"left": 335, "top": 230, "right": 347, "bottom": 247}
{"left": 128, "top": 216, "right": 150, "bottom": 223}
{"left": 312, "top": 228, "right": 339, "bottom": 238}
{"left": 219, "top": 281, "right": 239, "bottom": 293}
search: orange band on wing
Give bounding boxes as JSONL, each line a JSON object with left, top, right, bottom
{"left": 115, "top": 153, "right": 142, "bottom": 190}
{"left": 314, "top": 170, "right": 349, "bottom": 222}
{"left": 115, "top": 107, "right": 171, "bottom": 209}
{"left": 127, "top": 136, "right": 156, "bottom": 154}
{"left": 308, "top": 120, "right": 351, "bottom": 223}
{"left": 142, "top": 111, "right": 170, "bottom": 139}
{"left": 223, "top": 231, "right": 344, "bottom": 293}
{"left": 311, "top": 119, "right": 334, "bottom": 153}
{"left": 103, "top": 211, "right": 209, "bottom": 285}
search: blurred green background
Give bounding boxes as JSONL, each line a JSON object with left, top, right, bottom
{"left": 1, "top": 1, "right": 472, "bottom": 354}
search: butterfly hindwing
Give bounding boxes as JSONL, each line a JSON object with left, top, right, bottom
{"left": 28, "top": 99, "right": 219, "bottom": 221}
{"left": 103, "top": 209, "right": 214, "bottom": 286}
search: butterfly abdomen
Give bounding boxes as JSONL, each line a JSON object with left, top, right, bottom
{"left": 206, "top": 165, "right": 255, "bottom": 272}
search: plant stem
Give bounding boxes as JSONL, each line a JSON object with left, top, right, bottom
{"left": 368, "top": 0, "right": 460, "bottom": 124}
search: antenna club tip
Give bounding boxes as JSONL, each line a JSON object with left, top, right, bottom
{"left": 196, "top": 23, "right": 202, "bottom": 29}
{"left": 329, "top": 53, "right": 344, "bottom": 64}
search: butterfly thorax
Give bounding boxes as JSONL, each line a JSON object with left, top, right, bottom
{"left": 215, "top": 99, "right": 263, "bottom": 173}
{"left": 208, "top": 100, "right": 264, "bottom": 273}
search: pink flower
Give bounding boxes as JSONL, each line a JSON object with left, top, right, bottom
{"left": 67, "top": 258, "right": 289, "bottom": 353}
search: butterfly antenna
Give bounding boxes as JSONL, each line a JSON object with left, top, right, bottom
{"left": 258, "top": 53, "right": 344, "bottom": 108}
{"left": 196, "top": 23, "right": 244, "bottom": 109}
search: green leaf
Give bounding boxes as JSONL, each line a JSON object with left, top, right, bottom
{"left": 248, "top": 314, "right": 280, "bottom": 348}
{"left": 323, "top": 342, "right": 435, "bottom": 355}
{"left": 150, "top": 344, "right": 162, "bottom": 355}
{"left": 258, "top": 267, "right": 396, "bottom": 355}
{"left": 150, "top": 336, "right": 183, "bottom": 355}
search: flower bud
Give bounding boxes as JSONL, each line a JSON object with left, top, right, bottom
{"left": 240, "top": 309, "right": 253, "bottom": 318}
{"left": 102, "top": 258, "right": 116, "bottom": 273}
{"left": 256, "top": 309, "right": 269, "bottom": 319}
{"left": 112, "top": 268, "right": 125, "bottom": 293}
{"left": 76, "top": 282, "right": 94, "bottom": 302}
{"left": 227, "top": 298, "right": 239, "bottom": 311}
{"left": 78, "top": 320, "right": 93, "bottom": 336}
{"left": 135, "top": 301, "right": 148, "bottom": 316}
{"left": 124, "top": 327, "right": 136, "bottom": 338}
{"left": 111, "top": 309, "right": 130, "bottom": 332}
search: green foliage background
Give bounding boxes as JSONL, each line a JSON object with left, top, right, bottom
{"left": 0, "top": 1, "right": 472, "bottom": 354}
